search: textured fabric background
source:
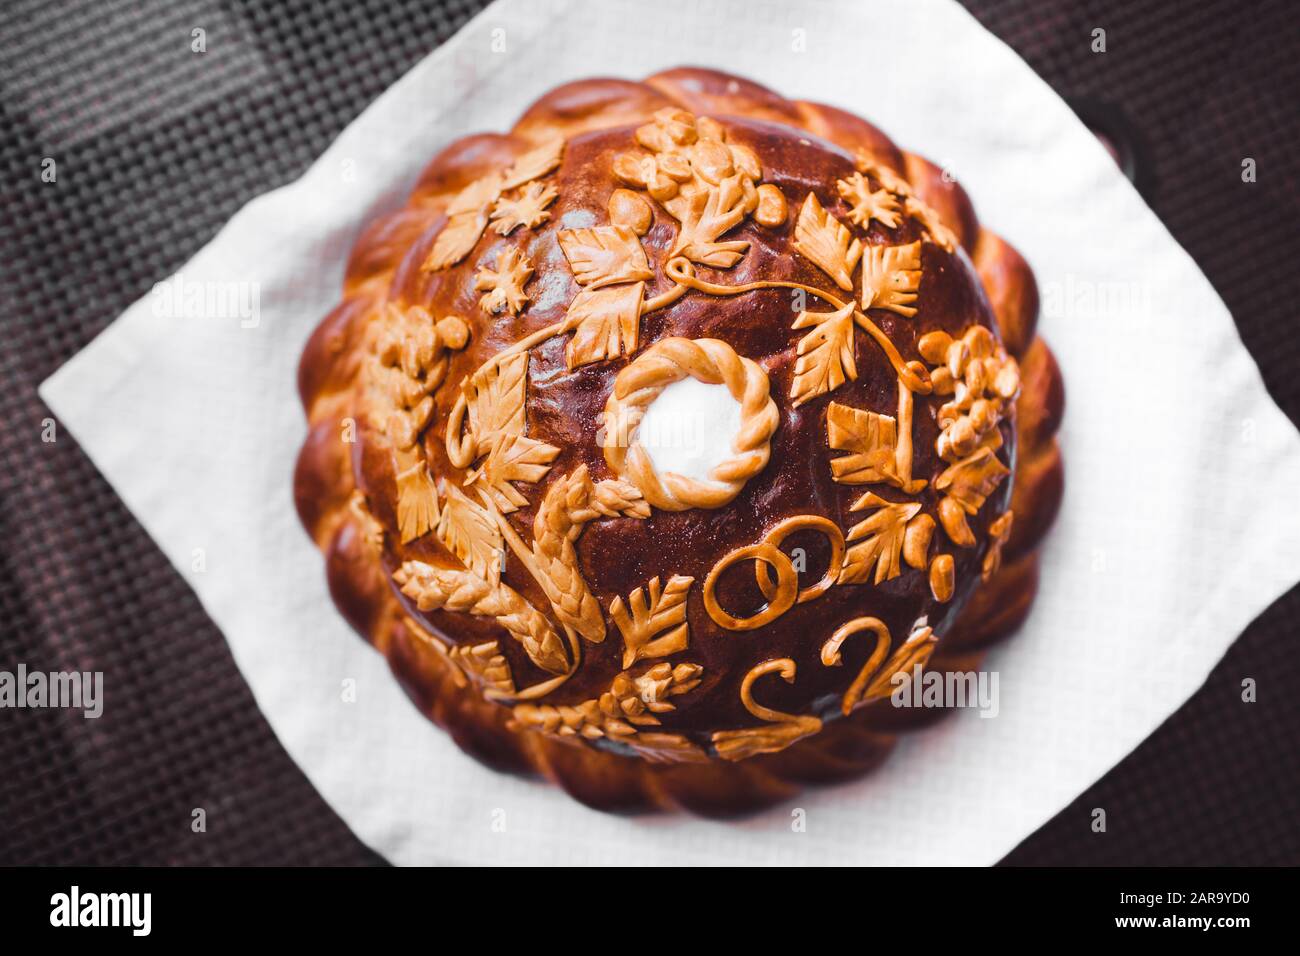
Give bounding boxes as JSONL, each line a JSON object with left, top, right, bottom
{"left": 1, "top": 0, "right": 1296, "bottom": 865}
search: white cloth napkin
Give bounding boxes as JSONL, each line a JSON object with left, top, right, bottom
{"left": 40, "top": 0, "right": 1300, "bottom": 865}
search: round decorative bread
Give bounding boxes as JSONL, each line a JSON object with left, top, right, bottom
{"left": 294, "top": 67, "right": 1065, "bottom": 816}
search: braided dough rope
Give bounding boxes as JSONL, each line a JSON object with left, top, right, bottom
{"left": 602, "top": 337, "right": 779, "bottom": 512}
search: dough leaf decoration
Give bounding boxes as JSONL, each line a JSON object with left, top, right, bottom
{"left": 853, "top": 155, "right": 957, "bottom": 251}
{"left": 611, "top": 574, "right": 694, "bottom": 668}
{"left": 366, "top": 305, "right": 463, "bottom": 452}
{"left": 396, "top": 461, "right": 440, "bottom": 544}
{"left": 423, "top": 172, "right": 503, "bottom": 271}
{"left": 490, "top": 182, "right": 558, "bottom": 235}
{"left": 558, "top": 225, "right": 653, "bottom": 289}
{"left": 563, "top": 282, "right": 645, "bottom": 369}
{"left": 792, "top": 192, "right": 862, "bottom": 292}
{"left": 838, "top": 492, "right": 923, "bottom": 586}
{"left": 465, "top": 431, "right": 561, "bottom": 514}
{"left": 467, "top": 351, "right": 528, "bottom": 441}
{"left": 854, "top": 155, "right": 912, "bottom": 198}
{"left": 860, "top": 241, "right": 922, "bottom": 317}
{"left": 458, "top": 351, "right": 557, "bottom": 514}
{"left": 435, "top": 483, "right": 504, "bottom": 586}
{"left": 474, "top": 246, "right": 534, "bottom": 315}
{"left": 500, "top": 136, "right": 565, "bottom": 191}
{"left": 789, "top": 302, "right": 857, "bottom": 406}
{"left": 423, "top": 136, "right": 564, "bottom": 272}
{"left": 627, "top": 661, "right": 703, "bottom": 719}
{"left": 837, "top": 172, "right": 902, "bottom": 229}
{"left": 556, "top": 220, "right": 653, "bottom": 369}
{"left": 670, "top": 172, "right": 753, "bottom": 267}
{"left": 827, "top": 402, "right": 901, "bottom": 486}
{"left": 827, "top": 373, "right": 925, "bottom": 494}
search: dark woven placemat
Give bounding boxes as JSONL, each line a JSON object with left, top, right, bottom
{"left": 1, "top": 0, "right": 1295, "bottom": 865}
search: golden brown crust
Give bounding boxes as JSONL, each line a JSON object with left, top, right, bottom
{"left": 293, "top": 67, "right": 1064, "bottom": 815}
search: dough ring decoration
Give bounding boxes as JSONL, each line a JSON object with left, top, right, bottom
{"left": 602, "top": 337, "right": 778, "bottom": 511}
{"left": 294, "top": 67, "right": 1065, "bottom": 815}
